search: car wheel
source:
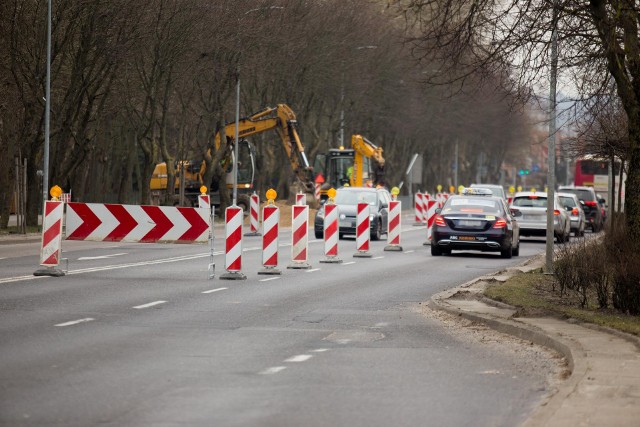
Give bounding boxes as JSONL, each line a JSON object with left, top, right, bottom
{"left": 512, "top": 240, "right": 520, "bottom": 257}
{"left": 372, "top": 221, "right": 382, "bottom": 241}
{"left": 339, "top": 233, "right": 344, "bottom": 240}
{"left": 501, "top": 245, "right": 513, "bottom": 259}
{"left": 431, "top": 245, "right": 442, "bottom": 256}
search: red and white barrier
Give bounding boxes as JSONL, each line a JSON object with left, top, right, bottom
{"left": 425, "top": 199, "right": 438, "bottom": 242}
{"left": 314, "top": 183, "right": 321, "bottom": 201}
{"left": 65, "top": 203, "right": 210, "bottom": 243}
{"left": 354, "top": 202, "right": 372, "bottom": 257}
{"left": 39, "top": 200, "right": 64, "bottom": 266}
{"left": 198, "top": 194, "right": 210, "bottom": 209}
{"left": 296, "top": 192, "right": 306, "bottom": 206}
{"left": 320, "top": 203, "right": 341, "bottom": 263}
{"left": 220, "top": 205, "right": 246, "bottom": 280}
{"left": 259, "top": 204, "right": 280, "bottom": 275}
{"left": 414, "top": 193, "right": 426, "bottom": 225}
{"left": 288, "top": 205, "right": 311, "bottom": 268}
{"left": 384, "top": 200, "right": 402, "bottom": 251}
{"left": 245, "top": 193, "right": 261, "bottom": 236}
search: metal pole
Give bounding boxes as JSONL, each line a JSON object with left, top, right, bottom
{"left": 43, "top": 0, "right": 52, "bottom": 209}
{"left": 545, "top": 0, "right": 558, "bottom": 274}
{"left": 454, "top": 139, "right": 459, "bottom": 190}
{"left": 233, "top": 73, "right": 240, "bottom": 207}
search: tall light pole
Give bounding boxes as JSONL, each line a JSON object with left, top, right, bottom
{"left": 545, "top": 0, "right": 559, "bottom": 274}
{"left": 43, "top": 0, "right": 52, "bottom": 208}
{"left": 339, "top": 45, "right": 377, "bottom": 147}
{"left": 232, "top": 6, "right": 284, "bottom": 206}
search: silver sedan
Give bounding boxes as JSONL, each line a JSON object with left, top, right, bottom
{"left": 510, "top": 192, "right": 571, "bottom": 243}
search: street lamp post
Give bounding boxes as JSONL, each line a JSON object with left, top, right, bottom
{"left": 339, "top": 45, "right": 377, "bottom": 147}
{"left": 43, "top": 0, "right": 52, "bottom": 209}
{"left": 233, "top": 6, "right": 284, "bottom": 206}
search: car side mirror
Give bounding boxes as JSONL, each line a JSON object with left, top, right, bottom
{"left": 435, "top": 208, "right": 442, "bottom": 214}
{"left": 599, "top": 198, "right": 606, "bottom": 204}
{"left": 381, "top": 202, "right": 388, "bottom": 209}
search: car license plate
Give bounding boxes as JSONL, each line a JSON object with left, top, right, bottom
{"left": 451, "top": 235, "right": 475, "bottom": 241}
{"left": 458, "top": 220, "right": 481, "bottom": 227}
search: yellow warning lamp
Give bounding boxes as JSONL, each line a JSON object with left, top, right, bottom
{"left": 457, "top": 185, "right": 465, "bottom": 194}
{"left": 517, "top": 186, "right": 523, "bottom": 192}
{"left": 199, "top": 186, "right": 207, "bottom": 195}
{"left": 544, "top": 186, "right": 548, "bottom": 192}
{"left": 266, "top": 188, "right": 277, "bottom": 205}
{"left": 390, "top": 187, "right": 400, "bottom": 200}
{"left": 436, "top": 184, "right": 443, "bottom": 193}
{"left": 508, "top": 186, "right": 515, "bottom": 194}
{"left": 327, "top": 187, "right": 337, "bottom": 203}
{"left": 449, "top": 185, "right": 455, "bottom": 194}
{"left": 49, "top": 185, "right": 63, "bottom": 201}
{"left": 531, "top": 187, "right": 536, "bottom": 193}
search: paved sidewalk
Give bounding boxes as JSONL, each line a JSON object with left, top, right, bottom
{"left": 430, "top": 257, "right": 640, "bottom": 427}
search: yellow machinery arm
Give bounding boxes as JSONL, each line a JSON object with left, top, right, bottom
{"left": 215, "top": 104, "right": 315, "bottom": 194}
{"left": 350, "top": 134, "right": 385, "bottom": 187}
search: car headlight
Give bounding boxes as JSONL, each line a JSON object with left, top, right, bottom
{"left": 369, "top": 214, "right": 375, "bottom": 221}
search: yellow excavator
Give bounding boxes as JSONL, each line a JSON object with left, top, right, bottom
{"left": 150, "top": 104, "right": 316, "bottom": 209}
{"left": 312, "top": 134, "right": 386, "bottom": 201}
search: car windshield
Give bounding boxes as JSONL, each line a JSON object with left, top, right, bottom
{"left": 470, "top": 185, "right": 505, "bottom": 199}
{"left": 443, "top": 198, "right": 502, "bottom": 215}
{"left": 512, "top": 196, "right": 548, "bottom": 208}
{"left": 560, "top": 189, "right": 595, "bottom": 202}
{"left": 559, "top": 196, "right": 577, "bottom": 208}
{"left": 334, "top": 190, "right": 377, "bottom": 205}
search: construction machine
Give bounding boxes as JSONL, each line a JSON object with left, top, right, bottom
{"left": 150, "top": 104, "right": 316, "bottom": 210}
{"left": 312, "top": 134, "right": 386, "bottom": 201}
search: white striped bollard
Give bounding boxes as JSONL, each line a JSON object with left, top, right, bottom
{"left": 424, "top": 199, "right": 438, "bottom": 245}
{"left": 353, "top": 202, "right": 372, "bottom": 258}
{"left": 220, "top": 205, "right": 246, "bottom": 280}
{"left": 384, "top": 198, "right": 402, "bottom": 252}
{"left": 34, "top": 188, "right": 66, "bottom": 277}
{"left": 413, "top": 192, "right": 425, "bottom": 226}
{"left": 296, "top": 192, "right": 306, "bottom": 206}
{"left": 245, "top": 192, "right": 261, "bottom": 236}
{"left": 288, "top": 204, "right": 311, "bottom": 269}
{"left": 320, "top": 196, "right": 342, "bottom": 263}
{"left": 259, "top": 192, "right": 280, "bottom": 275}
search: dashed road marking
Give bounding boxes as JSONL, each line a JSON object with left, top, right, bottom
{"left": 133, "top": 300, "right": 167, "bottom": 309}
{"left": 306, "top": 268, "right": 321, "bottom": 273}
{"left": 259, "top": 366, "right": 287, "bottom": 375}
{"left": 312, "top": 348, "right": 329, "bottom": 353}
{"left": 405, "top": 250, "right": 415, "bottom": 253}
{"left": 259, "top": 277, "right": 281, "bottom": 282}
{"left": 55, "top": 318, "right": 94, "bottom": 327}
{"left": 342, "top": 261, "right": 356, "bottom": 266}
{"left": 285, "top": 354, "right": 313, "bottom": 362}
{"left": 202, "top": 287, "right": 227, "bottom": 294}
{"left": 372, "top": 256, "right": 384, "bottom": 260}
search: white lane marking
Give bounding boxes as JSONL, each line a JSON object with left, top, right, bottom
{"left": 202, "top": 287, "right": 228, "bottom": 294}
{"left": 259, "top": 366, "right": 287, "bottom": 375}
{"left": 78, "top": 253, "right": 128, "bottom": 261}
{"left": 342, "top": 261, "right": 356, "bottom": 266}
{"left": 312, "top": 348, "right": 329, "bottom": 353}
{"left": 55, "top": 318, "right": 94, "bottom": 327}
{"left": 285, "top": 354, "right": 313, "bottom": 362}
{"left": 404, "top": 250, "right": 415, "bottom": 253}
{"left": 0, "top": 257, "right": 6, "bottom": 260}
{"left": 372, "top": 256, "right": 384, "bottom": 260}
{"left": 133, "top": 300, "right": 167, "bottom": 309}
{"left": 306, "top": 268, "right": 321, "bottom": 273}
{"left": 259, "top": 277, "right": 281, "bottom": 282}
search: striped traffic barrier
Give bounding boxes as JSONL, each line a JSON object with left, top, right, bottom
{"left": 34, "top": 193, "right": 66, "bottom": 277}
{"left": 245, "top": 192, "right": 261, "bottom": 236}
{"left": 384, "top": 199, "right": 402, "bottom": 251}
{"left": 259, "top": 202, "right": 280, "bottom": 275}
{"left": 296, "top": 192, "right": 306, "bottom": 206}
{"left": 320, "top": 202, "right": 342, "bottom": 263}
{"left": 198, "top": 194, "right": 210, "bottom": 209}
{"left": 413, "top": 192, "right": 426, "bottom": 225}
{"left": 354, "top": 202, "right": 372, "bottom": 258}
{"left": 288, "top": 204, "right": 311, "bottom": 269}
{"left": 220, "top": 205, "right": 246, "bottom": 280}
{"left": 424, "top": 199, "right": 438, "bottom": 244}
{"left": 314, "top": 183, "right": 321, "bottom": 201}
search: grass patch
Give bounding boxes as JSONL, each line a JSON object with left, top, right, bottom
{"left": 485, "top": 269, "right": 640, "bottom": 337}
{"left": 0, "top": 225, "right": 41, "bottom": 235}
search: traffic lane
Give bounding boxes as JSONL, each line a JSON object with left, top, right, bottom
{"left": 0, "top": 241, "right": 549, "bottom": 426}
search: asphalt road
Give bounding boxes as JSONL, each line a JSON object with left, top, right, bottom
{"left": 0, "top": 218, "right": 554, "bottom": 426}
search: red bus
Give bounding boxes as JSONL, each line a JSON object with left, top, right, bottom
{"left": 574, "top": 156, "right": 625, "bottom": 207}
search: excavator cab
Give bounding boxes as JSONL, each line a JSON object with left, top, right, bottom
{"left": 313, "top": 148, "right": 374, "bottom": 201}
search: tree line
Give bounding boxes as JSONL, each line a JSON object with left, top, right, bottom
{"left": 0, "top": 0, "right": 534, "bottom": 228}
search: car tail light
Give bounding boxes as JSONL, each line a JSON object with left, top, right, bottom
{"left": 493, "top": 218, "right": 507, "bottom": 228}
{"left": 434, "top": 215, "right": 446, "bottom": 226}
{"left": 553, "top": 209, "right": 561, "bottom": 216}
{"left": 585, "top": 201, "right": 597, "bottom": 207}
{"left": 572, "top": 208, "right": 579, "bottom": 215}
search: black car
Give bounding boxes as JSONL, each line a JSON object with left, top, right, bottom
{"left": 314, "top": 187, "right": 391, "bottom": 240}
{"left": 557, "top": 186, "right": 605, "bottom": 232}
{"left": 431, "top": 188, "right": 520, "bottom": 258}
